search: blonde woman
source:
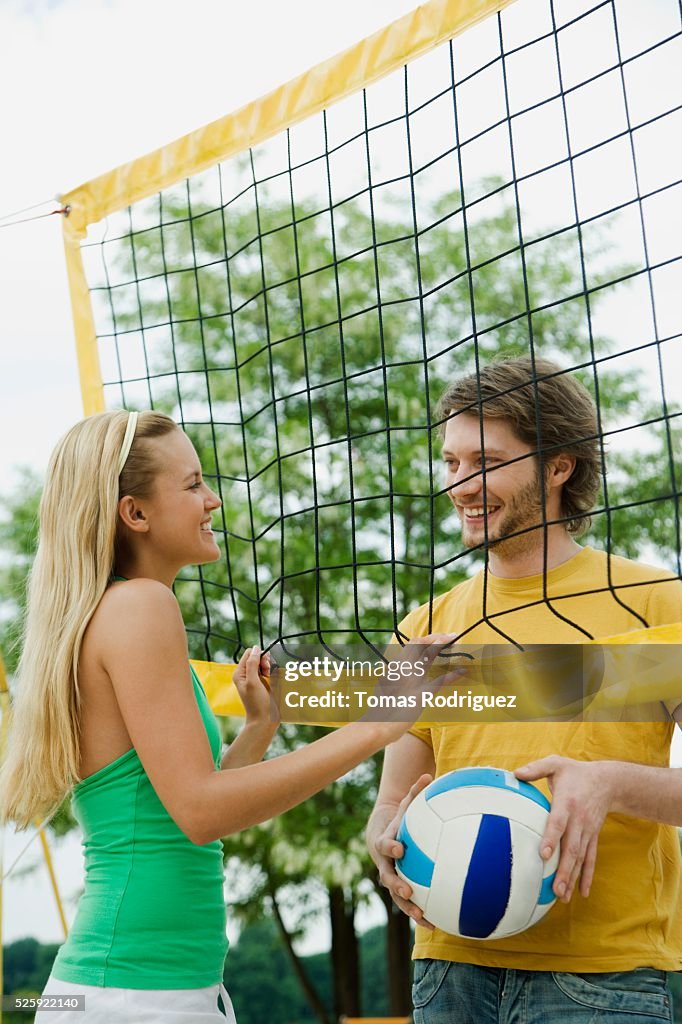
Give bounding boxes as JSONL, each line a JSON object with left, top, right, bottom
{"left": 1, "top": 410, "right": 453, "bottom": 1024}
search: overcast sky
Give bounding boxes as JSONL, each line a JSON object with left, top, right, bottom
{"left": 0, "top": 0, "right": 420, "bottom": 497}
{"left": 1, "top": 0, "right": 681, "bottom": 951}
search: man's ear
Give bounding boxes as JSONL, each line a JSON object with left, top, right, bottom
{"left": 548, "top": 453, "right": 576, "bottom": 488}
{"left": 117, "top": 495, "right": 150, "bottom": 533}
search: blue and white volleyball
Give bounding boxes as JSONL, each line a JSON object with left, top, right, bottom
{"left": 395, "top": 767, "right": 559, "bottom": 939}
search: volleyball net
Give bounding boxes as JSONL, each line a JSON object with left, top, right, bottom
{"left": 59, "top": 0, "right": 682, "bottom": 713}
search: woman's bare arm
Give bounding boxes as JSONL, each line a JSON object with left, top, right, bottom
{"left": 96, "top": 579, "right": 450, "bottom": 845}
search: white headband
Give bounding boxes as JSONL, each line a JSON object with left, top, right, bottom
{"left": 118, "top": 411, "right": 139, "bottom": 475}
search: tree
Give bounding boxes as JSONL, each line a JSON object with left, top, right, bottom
{"left": 219, "top": 721, "right": 381, "bottom": 1023}
{"left": 113, "top": 175, "right": 677, "bottom": 1015}
{"left": 0, "top": 924, "right": 404, "bottom": 1024}
{"left": 1, "top": 171, "right": 678, "bottom": 1017}
{"left": 113, "top": 175, "right": 679, "bottom": 662}
{"left": 0, "top": 467, "right": 40, "bottom": 674}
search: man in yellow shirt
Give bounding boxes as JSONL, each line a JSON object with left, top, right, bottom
{"left": 366, "top": 357, "right": 681, "bottom": 1023}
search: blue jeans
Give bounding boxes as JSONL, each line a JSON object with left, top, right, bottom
{"left": 412, "top": 959, "right": 673, "bottom": 1023}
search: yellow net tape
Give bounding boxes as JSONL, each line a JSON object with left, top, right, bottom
{"left": 59, "top": 0, "right": 518, "bottom": 417}
{"left": 60, "top": 0, "right": 516, "bottom": 242}
{"left": 340, "top": 1018, "right": 411, "bottom": 1024}
{"left": 191, "top": 660, "right": 241, "bottom": 717}
{"left": 193, "top": 623, "right": 682, "bottom": 725}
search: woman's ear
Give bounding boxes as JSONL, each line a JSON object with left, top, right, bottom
{"left": 117, "top": 496, "right": 150, "bottom": 533}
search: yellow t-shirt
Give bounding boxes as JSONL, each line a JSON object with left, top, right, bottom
{"left": 401, "top": 546, "right": 682, "bottom": 972}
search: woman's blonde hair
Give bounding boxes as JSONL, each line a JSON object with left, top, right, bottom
{"left": 0, "top": 409, "right": 177, "bottom": 830}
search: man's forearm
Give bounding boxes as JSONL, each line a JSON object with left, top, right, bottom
{"left": 603, "top": 761, "right": 682, "bottom": 826}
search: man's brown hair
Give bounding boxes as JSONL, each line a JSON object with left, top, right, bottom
{"left": 436, "top": 357, "right": 602, "bottom": 536}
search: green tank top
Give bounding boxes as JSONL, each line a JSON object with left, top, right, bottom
{"left": 52, "top": 613, "right": 228, "bottom": 988}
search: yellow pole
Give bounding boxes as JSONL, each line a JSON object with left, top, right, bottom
{"left": 0, "top": 650, "right": 11, "bottom": 1024}
{"left": 62, "top": 231, "right": 105, "bottom": 416}
{"left": 36, "top": 829, "right": 69, "bottom": 940}
{"left": 0, "top": 649, "right": 69, "bottom": 1024}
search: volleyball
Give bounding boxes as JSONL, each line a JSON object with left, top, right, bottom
{"left": 395, "top": 767, "right": 559, "bottom": 939}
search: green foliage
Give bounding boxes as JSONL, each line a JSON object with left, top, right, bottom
{"left": 593, "top": 419, "right": 682, "bottom": 561}
{"left": 2, "top": 924, "right": 402, "bottom": 1024}
{"left": 5, "top": 931, "right": 682, "bottom": 1023}
{"left": 220, "top": 721, "right": 383, "bottom": 1012}
{"left": 107, "top": 173, "right": 680, "bottom": 1008}
{"left": 2, "top": 937, "right": 60, "bottom": 1024}
{"left": 224, "top": 918, "right": 408, "bottom": 1024}
{"left": 0, "top": 170, "right": 679, "bottom": 1013}
{"left": 108, "top": 175, "right": 679, "bottom": 661}
{"left": 0, "top": 468, "right": 41, "bottom": 673}
{"left": 3, "top": 937, "right": 59, "bottom": 994}
{"left": 224, "top": 918, "right": 324, "bottom": 1024}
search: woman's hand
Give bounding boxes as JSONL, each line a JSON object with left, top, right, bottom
{"left": 221, "top": 646, "right": 279, "bottom": 769}
{"left": 233, "top": 645, "right": 277, "bottom": 728}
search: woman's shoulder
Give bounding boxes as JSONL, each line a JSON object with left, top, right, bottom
{"left": 83, "top": 579, "right": 188, "bottom": 691}
{"left": 92, "top": 578, "right": 182, "bottom": 644}
{"left": 105, "top": 575, "right": 174, "bottom": 598}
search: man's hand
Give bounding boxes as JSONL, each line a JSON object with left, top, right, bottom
{"left": 360, "top": 634, "right": 464, "bottom": 742}
{"left": 371, "top": 773, "right": 436, "bottom": 929}
{"left": 514, "top": 756, "right": 613, "bottom": 903}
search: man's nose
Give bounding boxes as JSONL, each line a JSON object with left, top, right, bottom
{"left": 448, "top": 465, "right": 481, "bottom": 498}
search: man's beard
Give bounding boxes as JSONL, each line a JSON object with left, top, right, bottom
{"left": 463, "top": 473, "right": 550, "bottom": 558}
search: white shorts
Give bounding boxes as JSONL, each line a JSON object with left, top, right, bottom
{"left": 34, "top": 973, "right": 236, "bottom": 1023}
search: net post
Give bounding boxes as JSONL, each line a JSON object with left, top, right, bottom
{"left": 61, "top": 215, "right": 105, "bottom": 416}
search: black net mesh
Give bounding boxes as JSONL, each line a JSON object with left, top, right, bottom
{"left": 77, "top": 0, "right": 681, "bottom": 660}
